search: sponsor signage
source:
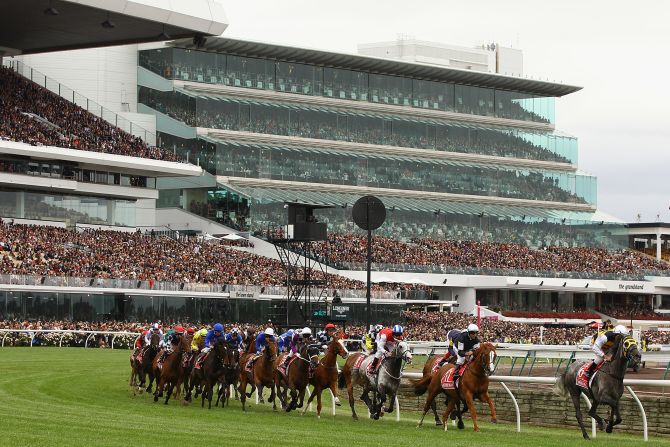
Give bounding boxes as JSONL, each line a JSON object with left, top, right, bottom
{"left": 331, "top": 304, "right": 351, "bottom": 321}
{"left": 231, "top": 291, "right": 256, "bottom": 299}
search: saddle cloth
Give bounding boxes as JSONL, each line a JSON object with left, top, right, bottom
{"left": 353, "top": 355, "right": 366, "bottom": 370}
{"left": 277, "top": 355, "right": 297, "bottom": 377}
{"left": 441, "top": 364, "right": 466, "bottom": 390}
{"left": 431, "top": 358, "right": 442, "bottom": 374}
{"left": 194, "top": 352, "right": 209, "bottom": 370}
{"left": 576, "top": 362, "right": 603, "bottom": 389}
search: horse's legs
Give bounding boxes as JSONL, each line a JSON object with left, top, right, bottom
{"left": 464, "top": 394, "right": 479, "bottom": 432}
{"left": 270, "top": 384, "right": 277, "bottom": 411}
{"left": 482, "top": 391, "right": 497, "bottom": 423}
{"left": 346, "top": 379, "right": 358, "bottom": 421}
{"left": 588, "top": 400, "right": 605, "bottom": 430}
{"left": 297, "top": 385, "right": 306, "bottom": 409}
{"left": 570, "top": 391, "right": 589, "bottom": 440}
{"left": 257, "top": 384, "right": 265, "bottom": 404}
{"left": 329, "top": 380, "right": 341, "bottom": 406}
{"left": 431, "top": 400, "right": 442, "bottom": 426}
{"left": 417, "top": 385, "right": 440, "bottom": 428}
{"left": 385, "top": 391, "right": 396, "bottom": 414}
{"left": 207, "top": 381, "right": 214, "bottom": 409}
{"left": 315, "top": 387, "right": 323, "bottom": 418}
{"left": 612, "top": 401, "right": 622, "bottom": 427}
{"left": 442, "top": 399, "right": 457, "bottom": 432}
{"left": 165, "top": 380, "right": 173, "bottom": 405}
{"left": 302, "top": 386, "right": 315, "bottom": 415}
{"left": 239, "top": 378, "right": 247, "bottom": 411}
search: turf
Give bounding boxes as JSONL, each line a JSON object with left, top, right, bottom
{"left": 0, "top": 348, "right": 667, "bottom": 447}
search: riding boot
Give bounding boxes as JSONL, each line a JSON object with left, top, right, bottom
{"left": 586, "top": 361, "right": 597, "bottom": 378}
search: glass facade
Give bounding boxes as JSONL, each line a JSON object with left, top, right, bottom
{"left": 139, "top": 48, "right": 556, "bottom": 124}
{"left": 0, "top": 189, "right": 135, "bottom": 226}
{"left": 140, "top": 88, "right": 576, "bottom": 163}
{"left": 210, "top": 141, "right": 595, "bottom": 205}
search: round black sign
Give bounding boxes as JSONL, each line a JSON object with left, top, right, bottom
{"left": 352, "top": 195, "right": 386, "bottom": 231}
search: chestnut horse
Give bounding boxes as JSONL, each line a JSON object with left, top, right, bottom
{"left": 153, "top": 335, "right": 190, "bottom": 404}
{"left": 274, "top": 344, "right": 320, "bottom": 412}
{"left": 302, "top": 337, "right": 349, "bottom": 417}
{"left": 413, "top": 342, "right": 497, "bottom": 432}
{"left": 216, "top": 344, "right": 240, "bottom": 407}
{"left": 238, "top": 341, "right": 278, "bottom": 411}
{"left": 129, "top": 332, "right": 161, "bottom": 394}
{"left": 419, "top": 354, "right": 449, "bottom": 426}
{"left": 186, "top": 339, "right": 227, "bottom": 408}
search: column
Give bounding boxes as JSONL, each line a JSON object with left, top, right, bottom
{"left": 657, "top": 233, "right": 662, "bottom": 261}
{"left": 16, "top": 191, "right": 25, "bottom": 218}
{"left": 452, "top": 287, "right": 477, "bottom": 314}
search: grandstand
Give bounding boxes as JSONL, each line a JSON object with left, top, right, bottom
{"left": 0, "top": 6, "right": 669, "bottom": 328}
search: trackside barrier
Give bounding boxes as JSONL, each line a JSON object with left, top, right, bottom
{"left": 400, "top": 372, "right": 669, "bottom": 441}
{"left": 0, "top": 329, "right": 140, "bottom": 349}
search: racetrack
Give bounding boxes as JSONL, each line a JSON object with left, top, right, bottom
{"left": 1, "top": 348, "right": 668, "bottom": 447}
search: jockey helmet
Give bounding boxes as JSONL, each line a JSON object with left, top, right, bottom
{"left": 392, "top": 325, "right": 404, "bottom": 336}
{"left": 374, "top": 324, "right": 383, "bottom": 332}
{"left": 213, "top": 323, "right": 223, "bottom": 332}
{"left": 174, "top": 326, "right": 184, "bottom": 333}
{"left": 187, "top": 327, "right": 195, "bottom": 334}
{"left": 467, "top": 323, "right": 479, "bottom": 333}
{"left": 264, "top": 327, "right": 275, "bottom": 336}
{"left": 302, "top": 327, "right": 312, "bottom": 336}
{"left": 613, "top": 325, "right": 628, "bottom": 335}
{"left": 232, "top": 327, "right": 239, "bottom": 334}
{"left": 325, "top": 323, "right": 336, "bottom": 330}
{"left": 152, "top": 323, "right": 160, "bottom": 330}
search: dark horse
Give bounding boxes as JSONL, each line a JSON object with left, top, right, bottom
{"left": 238, "top": 341, "right": 278, "bottom": 411}
{"left": 153, "top": 335, "right": 190, "bottom": 405}
{"left": 413, "top": 343, "right": 498, "bottom": 432}
{"left": 186, "top": 339, "right": 227, "bottom": 409}
{"left": 129, "top": 332, "right": 161, "bottom": 394}
{"left": 215, "top": 344, "right": 240, "bottom": 407}
{"left": 557, "top": 334, "right": 641, "bottom": 439}
{"left": 274, "top": 344, "right": 320, "bottom": 412}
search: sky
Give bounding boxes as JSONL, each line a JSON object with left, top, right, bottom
{"left": 219, "top": 0, "right": 670, "bottom": 223}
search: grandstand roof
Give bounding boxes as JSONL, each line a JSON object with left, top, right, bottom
{"left": 0, "top": 0, "right": 227, "bottom": 56}
{"left": 169, "top": 37, "right": 581, "bottom": 98}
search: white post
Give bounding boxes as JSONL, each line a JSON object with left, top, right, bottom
{"left": 626, "top": 386, "right": 648, "bottom": 442}
{"left": 306, "top": 385, "right": 313, "bottom": 412}
{"left": 580, "top": 393, "right": 596, "bottom": 438}
{"left": 255, "top": 386, "right": 259, "bottom": 405}
{"left": 329, "top": 389, "right": 336, "bottom": 416}
{"left": 395, "top": 395, "right": 400, "bottom": 422}
{"left": 500, "top": 382, "right": 521, "bottom": 432}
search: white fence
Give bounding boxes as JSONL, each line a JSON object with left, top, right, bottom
{"left": 0, "top": 329, "right": 140, "bottom": 349}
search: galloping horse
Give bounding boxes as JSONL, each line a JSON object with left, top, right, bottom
{"left": 274, "top": 344, "right": 320, "bottom": 412}
{"left": 303, "top": 337, "right": 349, "bottom": 417}
{"left": 129, "top": 332, "right": 161, "bottom": 394}
{"left": 216, "top": 344, "right": 240, "bottom": 407}
{"left": 339, "top": 340, "right": 412, "bottom": 420}
{"left": 413, "top": 342, "right": 497, "bottom": 432}
{"left": 153, "top": 335, "right": 190, "bottom": 405}
{"left": 186, "top": 339, "right": 227, "bottom": 409}
{"left": 557, "top": 334, "right": 641, "bottom": 439}
{"left": 238, "top": 341, "right": 278, "bottom": 411}
{"left": 417, "top": 354, "right": 449, "bottom": 426}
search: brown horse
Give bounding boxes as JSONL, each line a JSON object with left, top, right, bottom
{"left": 129, "top": 332, "right": 161, "bottom": 394}
{"left": 413, "top": 342, "right": 498, "bottom": 432}
{"left": 238, "top": 341, "right": 278, "bottom": 411}
{"left": 216, "top": 344, "right": 240, "bottom": 407}
{"left": 187, "top": 339, "right": 227, "bottom": 409}
{"left": 153, "top": 335, "right": 190, "bottom": 404}
{"left": 274, "top": 344, "right": 320, "bottom": 412}
{"left": 302, "top": 337, "right": 349, "bottom": 417}
{"left": 419, "top": 354, "right": 448, "bottom": 426}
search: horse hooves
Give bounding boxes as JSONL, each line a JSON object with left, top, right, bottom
{"left": 606, "top": 426, "right": 613, "bottom": 434}
{"left": 491, "top": 419, "right": 498, "bottom": 424}
{"left": 153, "top": 396, "right": 158, "bottom": 402}
{"left": 457, "top": 421, "right": 465, "bottom": 430}
{"left": 583, "top": 434, "right": 590, "bottom": 440}
{"left": 435, "top": 421, "right": 443, "bottom": 426}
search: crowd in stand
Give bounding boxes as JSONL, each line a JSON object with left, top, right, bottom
{"left": 0, "top": 67, "right": 180, "bottom": 162}
{"left": 311, "top": 233, "right": 669, "bottom": 278}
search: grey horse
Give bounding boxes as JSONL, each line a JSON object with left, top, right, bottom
{"left": 556, "top": 334, "right": 641, "bottom": 439}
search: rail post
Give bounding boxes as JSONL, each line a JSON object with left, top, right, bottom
{"left": 626, "top": 386, "right": 648, "bottom": 442}
{"left": 500, "top": 382, "right": 521, "bottom": 432}
{"left": 580, "top": 392, "right": 597, "bottom": 439}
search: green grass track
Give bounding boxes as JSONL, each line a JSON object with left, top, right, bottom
{"left": 0, "top": 348, "right": 668, "bottom": 447}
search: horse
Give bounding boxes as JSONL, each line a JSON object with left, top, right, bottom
{"left": 417, "top": 353, "right": 449, "bottom": 426}
{"left": 556, "top": 334, "right": 641, "bottom": 439}
{"left": 303, "top": 337, "right": 349, "bottom": 417}
{"left": 215, "top": 344, "right": 240, "bottom": 407}
{"left": 153, "top": 335, "right": 190, "bottom": 405}
{"left": 238, "top": 340, "right": 278, "bottom": 411}
{"left": 413, "top": 342, "right": 498, "bottom": 432}
{"left": 129, "top": 332, "right": 161, "bottom": 394}
{"left": 339, "top": 340, "right": 412, "bottom": 420}
{"left": 274, "top": 343, "right": 320, "bottom": 412}
{"left": 186, "top": 339, "right": 227, "bottom": 409}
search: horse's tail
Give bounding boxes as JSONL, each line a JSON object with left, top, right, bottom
{"left": 411, "top": 374, "right": 432, "bottom": 396}
{"left": 337, "top": 370, "right": 345, "bottom": 389}
{"left": 553, "top": 370, "right": 567, "bottom": 396}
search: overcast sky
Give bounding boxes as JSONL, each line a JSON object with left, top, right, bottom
{"left": 220, "top": 0, "right": 669, "bottom": 223}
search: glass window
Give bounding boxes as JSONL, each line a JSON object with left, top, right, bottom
{"left": 323, "top": 68, "right": 369, "bottom": 101}
{"left": 226, "top": 55, "right": 273, "bottom": 90}
{"left": 276, "top": 62, "right": 322, "bottom": 96}
{"left": 412, "top": 79, "right": 454, "bottom": 111}
{"left": 369, "top": 74, "right": 412, "bottom": 106}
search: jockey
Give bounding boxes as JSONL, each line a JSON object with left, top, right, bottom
{"left": 225, "top": 327, "right": 244, "bottom": 351}
{"left": 144, "top": 323, "right": 165, "bottom": 348}
{"left": 277, "top": 328, "right": 295, "bottom": 353}
{"left": 202, "top": 323, "right": 226, "bottom": 353}
{"left": 158, "top": 325, "right": 184, "bottom": 363}
{"left": 282, "top": 327, "right": 312, "bottom": 368}
{"left": 369, "top": 325, "right": 404, "bottom": 375}
{"left": 317, "top": 323, "right": 337, "bottom": 347}
{"left": 587, "top": 324, "right": 628, "bottom": 376}
{"left": 591, "top": 319, "right": 615, "bottom": 345}
{"left": 134, "top": 329, "right": 148, "bottom": 355}
{"left": 437, "top": 328, "right": 465, "bottom": 368}
{"left": 365, "top": 324, "right": 383, "bottom": 353}
{"left": 453, "top": 324, "right": 481, "bottom": 380}
{"left": 255, "top": 327, "right": 276, "bottom": 355}
{"left": 191, "top": 328, "right": 208, "bottom": 352}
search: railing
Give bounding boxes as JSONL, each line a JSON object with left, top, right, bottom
{"left": 0, "top": 329, "right": 140, "bottom": 349}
